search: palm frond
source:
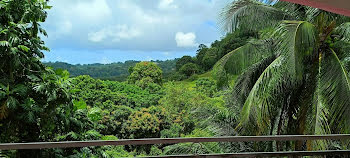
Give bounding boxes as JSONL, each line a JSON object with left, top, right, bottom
{"left": 311, "top": 92, "right": 331, "bottom": 150}
{"left": 273, "top": 1, "right": 306, "bottom": 20}
{"left": 306, "top": 8, "right": 350, "bottom": 27}
{"left": 228, "top": 55, "right": 276, "bottom": 109}
{"left": 236, "top": 21, "right": 318, "bottom": 134}
{"left": 334, "top": 22, "right": 350, "bottom": 42}
{"left": 213, "top": 39, "right": 275, "bottom": 88}
{"left": 219, "top": 0, "right": 288, "bottom": 33}
{"left": 319, "top": 49, "right": 350, "bottom": 133}
{"left": 237, "top": 55, "right": 293, "bottom": 135}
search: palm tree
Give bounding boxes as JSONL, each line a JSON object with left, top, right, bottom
{"left": 214, "top": 0, "right": 350, "bottom": 150}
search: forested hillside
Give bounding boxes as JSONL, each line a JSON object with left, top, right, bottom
{"left": 44, "top": 60, "right": 177, "bottom": 81}
{"left": 1, "top": 0, "right": 350, "bottom": 157}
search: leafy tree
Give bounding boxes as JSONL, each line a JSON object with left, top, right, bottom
{"left": 202, "top": 47, "right": 219, "bottom": 71}
{"left": 125, "top": 106, "right": 170, "bottom": 139}
{"left": 179, "top": 63, "right": 201, "bottom": 77}
{"left": 128, "top": 62, "right": 163, "bottom": 89}
{"left": 124, "top": 106, "right": 171, "bottom": 154}
{"left": 0, "top": 0, "right": 76, "bottom": 157}
{"left": 213, "top": 30, "right": 258, "bottom": 59}
{"left": 175, "top": 56, "right": 195, "bottom": 70}
{"left": 196, "top": 44, "right": 209, "bottom": 66}
{"left": 216, "top": 0, "right": 350, "bottom": 150}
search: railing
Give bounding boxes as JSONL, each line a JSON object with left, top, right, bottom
{"left": 1, "top": 134, "right": 350, "bottom": 157}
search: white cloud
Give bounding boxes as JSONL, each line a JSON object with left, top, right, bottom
{"left": 74, "top": 0, "right": 112, "bottom": 22}
{"left": 117, "top": 1, "right": 169, "bottom": 24}
{"left": 44, "top": 0, "right": 232, "bottom": 52}
{"left": 158, "top": 0, "right": 178, "bottom": 9}
{"left": 175, "top": 32, "right": 198, "bottom": 48}
{"left": 88, "top": 25, "right": 141, "bottom": 42}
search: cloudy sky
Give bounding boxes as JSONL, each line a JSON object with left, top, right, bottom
{"left": 42, "top": 0, "right": 232, "bottom": 64}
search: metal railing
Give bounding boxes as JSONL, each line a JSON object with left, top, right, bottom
{"left": 1, "top": 134, "right": 350, "bottom": 157}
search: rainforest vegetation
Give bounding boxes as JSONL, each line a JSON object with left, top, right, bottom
{"left": 1, "top": 0, "right": 350, "bottom": 157}
{"left": 44, "top": 60, "right": 177, "bottom": 81}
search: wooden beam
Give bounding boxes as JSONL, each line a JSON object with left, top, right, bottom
{"left": 142, "top": 150, "right": 350, "bottom": 158}
{"left": 0, "top": 134, "right": 350, "bottom": 150}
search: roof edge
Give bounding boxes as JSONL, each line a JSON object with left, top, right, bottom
{"left": 281, "top": 0, "right": 350, "bottom": 17}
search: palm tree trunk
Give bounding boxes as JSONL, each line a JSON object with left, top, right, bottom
{"left": 295, "top": 62, "right": 319, "bottom": 152}
{"left": 269, "top": 117, "right": 275, "bottom": 152}
{"left": 277, "top": 101, "right": 288, "bottom": 151}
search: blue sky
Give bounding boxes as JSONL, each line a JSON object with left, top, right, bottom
{"left": 42, "top": 0, "right": 232, "bottom": 64}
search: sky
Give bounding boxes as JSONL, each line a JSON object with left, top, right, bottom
{"left": 42, "top": 0, "right": 232, "bottom": 64}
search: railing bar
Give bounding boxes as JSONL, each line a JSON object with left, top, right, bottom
{"left": 140, "top": 150, "right": 350, "bottom": 158}
{"left": 1, "top": 134, "right": 350, "bottom": 150}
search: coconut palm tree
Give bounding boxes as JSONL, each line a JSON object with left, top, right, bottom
{"left": 214, "top": 0, "right": 350, "bottom": 150}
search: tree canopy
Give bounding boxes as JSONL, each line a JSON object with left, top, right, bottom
{"left": 215, "top": 0, "right": 350, "bottom": 150}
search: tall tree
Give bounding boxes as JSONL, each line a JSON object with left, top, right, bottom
{"left": 176, "top": 56, "right": 194, "bottom": 71}
{"left": 128, "top": 62, "right": 163, "bottom": 89}
{"left": 215, "top": 0, "right": 350, "bottom": 150}
{"left": 0, "top": 0, "right": 73, "bottom": 157}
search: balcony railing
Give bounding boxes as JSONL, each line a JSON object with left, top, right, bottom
{"left": 1, "top": 134, "right": 350, "bottom": 157}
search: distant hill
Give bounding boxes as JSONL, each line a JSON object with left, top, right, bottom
{"left": 44, "top": 60, "right": 177, "bottom": 81}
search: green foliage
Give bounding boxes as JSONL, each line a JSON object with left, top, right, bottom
{"left": 128, "top": 61, "right": 163, "bottom": 89}
{"left": 125, "top": 106, "right": 170, "bottom": 139}
{"left": 196, "top": 44, "right": 209, "bottom": 66}
{"left": 195, "top": 78, "right": 217, "bottom": 97}
{"left": 168, "top": 72, "right": 187, "bottom": 81}
{"left": 213, "top": 40, "right": 274, "bottom": 88}
{"left": 218, "top": 0, "right": 350, "bottom": 151}
{"left": 45, "top": 60, "right": 176, "bottom": 81}
{"left": 188, "top": 74, "right": 199, "bottom": 81}
{"left": 163, "top": 129, "right": 223, "bottom": 155}
{"left": 213, "top": 30, "right": 258, "bottom": 58}
{"left": 0, "top": 1, "right": 76, "bottom": 157}
{"left": 160, "top": 82, "right": 206, "bottom": 113}
{"left": 176, "top": 56, "right": 195, "bottom": 70}
{"left": 88, "top": 107, "right": 102, "bottom": 122}
{"left": 99, "top": 105, "right": 134, "bottom": 136}
{"left": 174, "top": 29, "right": 256, "bottom": 80}
{"left": 3, "top": 0, "right": 350, "bottom": 156}
{"left": 179, "top": 63, "right": 201, "bottom": 77}
{"left": 202, "top": 47, "right": 219, "bottom": 71}
{"left": 161, "top": 123, "right": 182, "bottom": 138}
{"left": 73, "top": 99, "right": 87, "bottom": 110}
{"left": 123, "top": 106, "right": 173, "bottom": 154}
{"left": 71, "top": 75, "right": 161, "bottom": 109}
